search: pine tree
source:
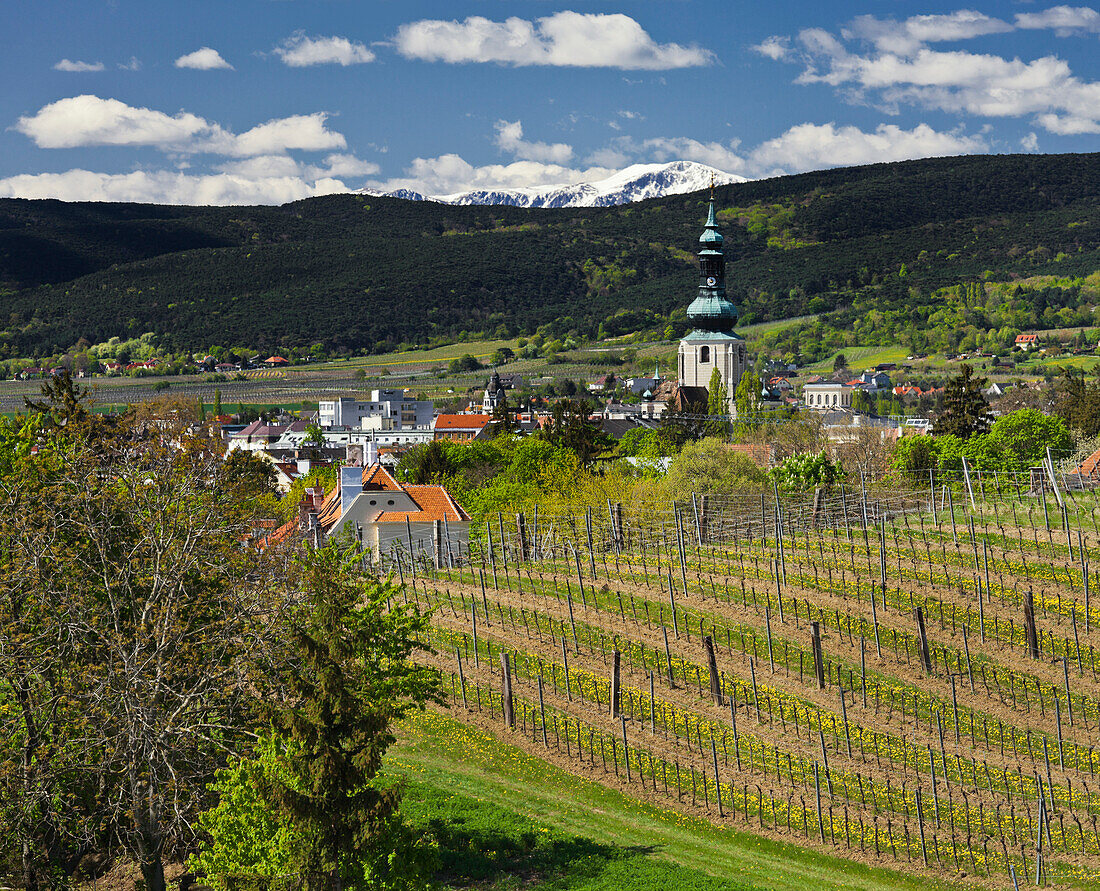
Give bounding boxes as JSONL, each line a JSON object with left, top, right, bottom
{"left": 934, "top": 363, "right": 991, "bottom": 438}
{"left": 265, "top": 545, "right": 439, "bottom": 891}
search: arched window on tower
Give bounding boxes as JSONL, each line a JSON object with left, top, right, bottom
{"left": 700, "top": 346, "right": 710, "bottom": 363}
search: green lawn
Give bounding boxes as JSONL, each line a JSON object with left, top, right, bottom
{"left": 737, "top": 315, "right": 818, "bottom": 342}
{"left": 805, "top": 346, "right": 910, "bottom": 374}
{"left": 388, "top": 710, "right": 964, "bottom": 891}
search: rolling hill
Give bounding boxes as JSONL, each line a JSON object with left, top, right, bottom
{"left": 0, "top": 152, "right": 1097, "bottom": 358}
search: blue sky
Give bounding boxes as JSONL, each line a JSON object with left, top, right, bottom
{"left": 1, "top": 0, "right": 1098, "bottom": 204}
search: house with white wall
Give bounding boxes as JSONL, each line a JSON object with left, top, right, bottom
{"left": 321, "top": 464, "right": 471, "bottom": 564}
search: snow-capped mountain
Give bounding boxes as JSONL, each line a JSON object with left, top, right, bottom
{"left": 359, "top": 161, "right": 746, "bottom": 208}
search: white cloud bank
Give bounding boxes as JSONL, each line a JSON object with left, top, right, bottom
{"left": 3, "top": 96, "right": 378, "bottom": 204}
{"left": 0, "top": 170, "right": 350, "bottom": 205}
{"left": 365, "top": 120, "right": 988, "bottom": 197}
{"left": 174, "top": 47, "right": 233, "bottom": 70}
{"left": 2, "top": 100, "right": 992, "bottom": 205}
{"left": 273, "top": 34, "right": 376, "bottom": 66}
{"left": 758, "top": 6, "right": 1100, "bottom": 134}
{"left": 394, "top": 12, "right": 713, "bottom": 69}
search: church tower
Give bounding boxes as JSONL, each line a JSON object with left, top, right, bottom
{"left": 676, "top": 191, "right": 747, "bottom": 416}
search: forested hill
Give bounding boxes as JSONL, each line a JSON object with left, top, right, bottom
{"left": 1, "top": 152, "right": 1098, "bottom": 357}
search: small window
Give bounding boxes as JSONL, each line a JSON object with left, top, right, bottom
{"left": 369, "top": 499, "right": 377, "bottom": 505}
{"left": 700, "top": 346, "right": 710, "bottom": 363}
{"left": 387, "top": 499, "right": 395, "bottom": 506}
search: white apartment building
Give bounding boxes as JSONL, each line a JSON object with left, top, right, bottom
{"left": 318, "top": 390, "right": 434, "bottom": 430}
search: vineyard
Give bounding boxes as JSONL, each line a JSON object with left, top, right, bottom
{"left": 392, "top": 474, "right": 1100, "bottom": 888}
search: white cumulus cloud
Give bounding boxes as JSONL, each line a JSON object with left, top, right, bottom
{"left": 844, "top": 11, "right": 1012, "bottom": 55}
{"left": 273, "top": 33, "right": 376, "bottom": 67}
{"left": 14, "top": 96, "right": 347, "bottom": 157}
{"left": 54, "top": 59, "right": 105, "bottom": 72}
{"left": 757, "top": 16, "right": 1100, "bottom": 135}
{"left": 751, "top": 36, "right": 791, "bottom": 61}
{"left": 746, "top": 122, "right": 988, "bottom": 175}
{"left": 17, "top": 95, "right": 215, "bottom": 150}
{"left": 223, "top": 113, "right": 346, "bottom": 157}
{"left": 493, "top": 120, "right": 573, "bottom": 164}
{"left": 394, "top": 12, "right": 713, "bottom": 69}
{"left": 1016, "top": 6, "right": 1100, "bottom": 34}
{"left": 175, "top": 47, "right": 233, "bottom": 70}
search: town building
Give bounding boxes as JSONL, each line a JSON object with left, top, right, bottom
{"left": 434, "top": 413, "right": 492, "bottom": 441}
{"left": 268, "top": 463, "right": 471, "bottom": 564}
{"left": 228, "top": 418, "right": 309, "bottom": 452}
{"left": 482, "top": 370, "right": 507, "bottom": 412}
{"left": 803, "top": 380, "right": 854, "bottom": 410}
{"left": 318, "top": 390, "right": 434, "bottom": 431}
{"left": 676, "top": 193, "right": 747, "bottom": 415}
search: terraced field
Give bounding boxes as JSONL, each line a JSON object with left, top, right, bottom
{"left": 400, "top": 484, "right": 1100, "bottom": 888}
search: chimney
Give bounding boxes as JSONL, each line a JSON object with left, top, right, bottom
{"left": 340, "top": 465, "right": 363, "bottom": 515}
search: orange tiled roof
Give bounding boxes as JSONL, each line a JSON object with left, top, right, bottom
{"left": 317, "top": 486, "right": 342, "bottom": 530}
{"left": 434, "top": 413, "right": 490, "bottom": 429}
{"left": 374, "top": 484, "right": 471, "bottom": 523}
{"left": 263, "top": 517, "right": 299, "bottom": 548}
{"left": 362, "top": 464, "right": 402, "bottom": 491}
{"left": 1077, "top": 447, "right": 1100, "bottom": 479}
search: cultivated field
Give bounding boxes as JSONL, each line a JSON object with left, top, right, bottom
{"left": 399, "top": 477, "right": 1100, "bottom": 888}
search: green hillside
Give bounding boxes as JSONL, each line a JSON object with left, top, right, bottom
{"left": 0, "top": 152, "right": 1097, "bottom": 358}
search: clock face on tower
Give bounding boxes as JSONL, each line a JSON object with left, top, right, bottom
{"left": 706, "top": 276, "right": 716, "bottom": 286}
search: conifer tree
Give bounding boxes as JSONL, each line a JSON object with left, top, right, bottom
{"left": 265, "top": 545, "right": 438, "bottom": 891}
{"left": 934, "top": 363, "right": 991, "bottom": 438}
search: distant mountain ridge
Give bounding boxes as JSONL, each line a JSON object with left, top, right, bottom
{"left": 359, "top": 160, "right": 746, "bottom": 208}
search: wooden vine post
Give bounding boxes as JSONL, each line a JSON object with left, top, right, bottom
{"left": 501, "top": 651, "right": 514, "bottom": 729}
{"left": 611, "top": 649, "right": 622, "bottom": 718}
{"left": 913, "top": 606, "right": 933, "bottom": 674}
{"left": 811, "top": 621, "right": 826, "bottom": 690}
{"left": 703, "top": 635, "right": 723, "bottom": 705}
{"left": 1024, "top": 588, "right": 1040, "bottom": 660}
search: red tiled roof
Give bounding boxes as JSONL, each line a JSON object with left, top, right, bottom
{"left": 727, "top": 443, "right": 774, "bottom": 467}
{"left": 434, "top": 413, "right": 490, "bottom": 429}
